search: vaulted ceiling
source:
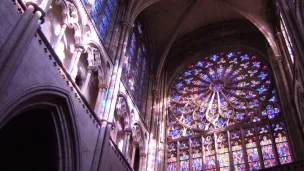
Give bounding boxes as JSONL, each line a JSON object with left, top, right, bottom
{"left": 137, "top": 0, "right": 276, "bottom": 77}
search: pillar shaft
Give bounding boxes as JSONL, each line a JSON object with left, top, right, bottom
{"left": 131, "top": 144, "right": 137, "bottom": 167}
{"left": 0, "top": 5, "right": 44, "bottom": 94}
{"left": 122, "top": 131, "right": 131, "bottom": 156}
{"left": 94, "top": 84, "right": 108, "bottom": 117}
{"left": 69, "top": 46, "right": 84, "bottom": 78}
{"left": 82, "top": 67, "right": 94, "bottom": 94}
{"left": 53, "top": 23, "right": 67, "bottom": 50}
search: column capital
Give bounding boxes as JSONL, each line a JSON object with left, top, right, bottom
{"left": 121, "top": 20, "right": 133, "bottom": 29}
{"left": 152, "top": 89, "right": 160, "bottom": 97}
{"left": 74, "top": 44, "right": 86, "bottom": 52}
{"left": 26, "top": 2, "right": 46, "bottom": 23}
{"left": 99, "top": 119, "right": 108, "bottom": 127}
{"left": 139, "top": 152, "right": 147, "bottom": 158}
{"left": 124, "top": 128, "right": 133, "bottom": 134}
{"left": 87, "top": 65, "right": 97, "bottom": 72}
{"left": 98, "top": 84, "right": 108, "bottom": 91}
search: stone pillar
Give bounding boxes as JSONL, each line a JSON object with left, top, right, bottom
{"left": 53, "top": 23, "right": 67, "bottom": 50}
{"left": 139, "top": 153, "right": 147, "bottom": 171}
{"left": 94, "top": 84, "right": 108, "bottom": 118}
{"left": 69, "top": 45, "right": 85, "bottom": 78}
{"left": 81, "top": 66, "right": 95, "bottom": 93}
{"left": 130, "top": 143, "right": 137, "bottom": 167}
{"left": 91, "top": 120, "right": 108, "bottom": 171}
{"left": 0, "top": 2, "right": 51, "bottom": 93}
{"left": 146, "top": 88, "right": 160, "bottom": 171}
{"left": 97, "top": 122, "right": 114, "bottom": 171}
{"left": 122, "top": 129, "right": 132, "bottom": 156}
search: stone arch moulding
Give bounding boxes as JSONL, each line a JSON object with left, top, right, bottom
{"left": 55, "top": 0, "right": 83, "bottom": 45}
{"left": 132, "top": 122, "right": 147, "bottom": 153}
{"left": 0, "top": 85, "right": 81, "bottom": 171}
{"left": 115, "top": 93, "right": 132, "bottom": 130}
{"left": 85, "top": 41, "right": 111, "bottom": 84}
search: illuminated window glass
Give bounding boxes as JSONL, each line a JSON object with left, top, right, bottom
{"left": 81, "top": 0, "right": 118, "bottom": 41}
{"left": 167, "top": 52, "right": 292, "bottom": 170}
{"left": 180, "top": 141, "right": 190, "bottom": 171}
{"left": 122, "top": 21, "right": 148, "bottom": 110}
{"left": 231, "top": 130, "right": 245, "bottom": 171}
{"left": 167, "top": 142, "right": 178, "bottom": 171}
{"left": 204, "top": 136, "right": 216, "bottom": 171}
{"left": 192, "top": 138, "right": 203, "bottom": 171}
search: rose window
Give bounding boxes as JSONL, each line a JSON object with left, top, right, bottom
{"left": 168, "top": 52, "right": 281, "bottom": 138}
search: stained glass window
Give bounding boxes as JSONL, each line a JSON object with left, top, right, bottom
{"left": 122, "top": 21, "right": 148, "bottom": 110}
{"left": 216, "top": 133, "right": 230, "bottom": 171}
{"left": 192, "top": 138, "right": 203, "bottom": 171}
{"left": 167, "top": 52, "right": 292, "bottom": 170}
{"left": 273, "top": 122, "right": 292, "bottom": 164}
{"left": 168, "top": 142, "right": 178, "bottom": 171}
{"left": 81, "top": 0, "right": 118, "bottom": 41}
{"left": 231, "top": 130, "right": 245, "bottom": 171}
{"left": 204, "top": 136, "right": 216, "bottom": 171}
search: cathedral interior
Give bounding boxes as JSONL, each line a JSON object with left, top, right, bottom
{"left": 1, "top": 0, "right": 304, "bottom": 171}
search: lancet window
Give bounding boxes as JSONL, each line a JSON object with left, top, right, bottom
{"left": 167, "top": 52, "right": 292, "bottom": 171}
{"left": 81, "top": 0, "right": 118, "bottom": 41}
{"left": 122, "top": 21, "right": 148, "bottom": 110}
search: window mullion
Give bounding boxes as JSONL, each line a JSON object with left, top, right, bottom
{"left": 241, "top": 128, "right": 250, "bottom": 170}
{"left": 227, "top": 131, "right": 233, "bottom": 170}
{"left": 254, "top": 125, "right": 265, "bottom": 169}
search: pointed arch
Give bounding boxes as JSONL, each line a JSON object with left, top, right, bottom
{"left": 0, "top": 86, "right": 81, "bottom": 171}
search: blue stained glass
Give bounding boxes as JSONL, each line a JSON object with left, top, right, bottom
{"left": 211, "top": 54, "right": 219, "bottom": 61}
{"left": 227, "top": 52, "right": 235, "bottom": 58}
{"left": 122, "top": 22, "right": 148, "bottom": 110}
{"left": 240, "top": 54, "right": 249, "bottom": 61}
{"left": 257, "top": 85, "right": 267, "bottom": 94}
{"left": 87, "top": 0, "right": 118, "bottom": 41}
{"left": 258, "top": 72, "right": 268, "bottom": 80}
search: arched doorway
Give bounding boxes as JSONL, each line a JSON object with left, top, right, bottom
{"left": 0, "top": 109, "right": 57, "bottom": 171}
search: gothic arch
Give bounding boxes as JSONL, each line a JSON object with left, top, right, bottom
{"left": 54, "top": 0, "right": 83, "bottom": 45}
{"left": 115, "top": 94, "right": 131, "bottom": 130}
{"left": 85, "top": 41, "right": 109, "bottom": 84}
{"left": 132, "top": 122, "right": 146, "bottom": 152}
{"left": 0, "top": 86, "right": 81, "bottom": 171}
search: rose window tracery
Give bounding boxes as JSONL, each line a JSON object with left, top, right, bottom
{"left": 168, "top": 52, "right": 280, "bottom": 139}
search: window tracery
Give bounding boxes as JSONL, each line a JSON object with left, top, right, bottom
{"left": 167, "top": 52, "right": 292, "bottom": 171}
{"left": 122, "top": 21, "right": 148, "bottom": 110}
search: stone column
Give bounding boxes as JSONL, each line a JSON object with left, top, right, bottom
{"left": 94, "top": 84, "right": 108, "bottom": 118}
{"left": 122, "top": 129, "right": 132, "bottom": 156}
{"left": 0, "top": 2, "right": 51, "bottom": 93}
{"left": 139, "top": 153, "right": 147, "bottom": 171}
{"left": 81, "top": 66, "right": 96, "bottom": 94}
{"left": 130, "top": 143, "right": 137, "bottom": 167}
{"left": 91, "top": 120, "right": 108, "bottom": 171}
{"left": 146, "top": 88, "right": 160, "bottom": 171}
{"left": 53, "top": 23, "right": 67, "bottom": 50}
{"left": 69, "top": 45, "right": 85, "bottom": 78}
